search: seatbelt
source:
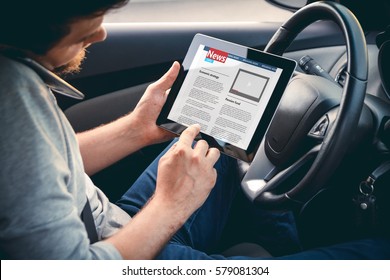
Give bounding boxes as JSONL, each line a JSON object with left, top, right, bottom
{"left": 81, "top": 198, "right": 98, "bottom": 244}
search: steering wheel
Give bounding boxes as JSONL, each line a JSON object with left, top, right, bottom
{"left": 241, "top": 1, "right": 368, "bottom": 210}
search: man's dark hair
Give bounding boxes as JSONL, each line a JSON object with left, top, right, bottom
{"left": 0, "top": 0, "right": 128, "bottom": 55}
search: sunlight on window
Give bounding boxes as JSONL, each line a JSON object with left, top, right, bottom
{"left": 105, "top": 0, "right": 293, "bottom": 23}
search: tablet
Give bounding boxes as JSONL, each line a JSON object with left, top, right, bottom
{"left": 157, "top": 33, "right": 296, "bottom": 162}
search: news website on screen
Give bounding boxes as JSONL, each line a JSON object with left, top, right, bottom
{"left": 167, "top": 45, "right": 283, "bottom": 150}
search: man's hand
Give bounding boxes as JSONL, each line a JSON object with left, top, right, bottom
{"left": 78, "top": 62, "right": 180, "bottom": 175}
{"left": 154, "top": 124, "right": 221, "bottom": 220}
{"left": 132, "top": 61, "right": 181, "bottom": 146}
{"left": 105, "top": 124, "right": 220, "bottom": 259}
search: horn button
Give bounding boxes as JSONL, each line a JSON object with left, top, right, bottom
{"left": 265, "top": 76, "right": 341, "bottom": 166}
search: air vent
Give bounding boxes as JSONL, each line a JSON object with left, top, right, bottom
{"left": 335, "top": 65, "right": 347, "bottom": 87}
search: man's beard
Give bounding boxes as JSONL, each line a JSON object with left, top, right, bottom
{"left": 54, "top": 49, "right": 86, "bottom": 76}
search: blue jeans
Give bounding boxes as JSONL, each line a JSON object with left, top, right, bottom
{"left": 117, "top": 140, "right": 390, "bottom": 259}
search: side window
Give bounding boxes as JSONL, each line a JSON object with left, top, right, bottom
{"left": 104, "top": 0, "right": 294, "bottom": 23}
{"left": 267, "top": 0, "right": 307, "bottom": 10}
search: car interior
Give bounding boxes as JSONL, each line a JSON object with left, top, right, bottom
{"left": 60, "top": 0, "right": 390, "bottom": 256}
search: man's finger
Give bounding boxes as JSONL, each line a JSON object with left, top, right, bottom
{"left": 193, "top": 140, "right": 209, "bottom": 157}
{"left": 152, "top": 61, "right": 180, "bottom": 92}
{"left": 206, "top": 147, "right": 220, "bottom": 165}
{"left": 178, "top": 124, "right": 201, "bottom": 147}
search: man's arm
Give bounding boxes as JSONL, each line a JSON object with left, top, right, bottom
{"left": 104, "top": 124, "right": 220, "bottom": 259}
{"left": 77, "top": 62, "right": 179, "bottom": 175}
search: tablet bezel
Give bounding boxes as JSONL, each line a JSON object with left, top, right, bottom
{"left": 157, "top": 33, "right": 297, "bottom": 162}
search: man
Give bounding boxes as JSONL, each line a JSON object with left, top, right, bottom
{"left": 1, "top": 1, "right": 389, "bottom": 260}
{"left": 0, "top": 0, "right": 223, "bottom": 259}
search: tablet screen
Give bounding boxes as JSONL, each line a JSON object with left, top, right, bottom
{"left": 157, "top": 34, "right": 296, "bottom": 162}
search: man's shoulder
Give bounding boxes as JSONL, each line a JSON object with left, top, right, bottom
{"left": 0, "top": 55, "right": 43, "bottom": 89}
{"left": 0, "top": 54, "right": 61, "bottom": 146}
{"left": 0, "top": 55, "right": 53, "bottom": 110}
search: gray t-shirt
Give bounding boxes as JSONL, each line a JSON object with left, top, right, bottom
{"left": 0, "top": 55, "right": 130, "bottom": 259}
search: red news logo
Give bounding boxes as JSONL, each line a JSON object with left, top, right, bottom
{"left": 206, "top": 48, "right": 228, "bottom": 63}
